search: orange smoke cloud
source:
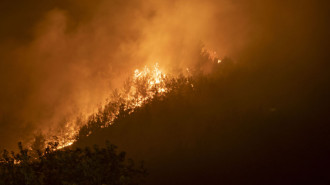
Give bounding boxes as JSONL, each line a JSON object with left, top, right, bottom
{"left": 0, "top": 0, "right": 327, "bottom": 150}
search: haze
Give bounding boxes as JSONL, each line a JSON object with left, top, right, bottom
{"left": 0, "top": 0, "right": 328, "bottom": 152}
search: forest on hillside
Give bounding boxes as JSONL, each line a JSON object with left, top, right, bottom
{"left": 1, "top": 0, "right": 329, "bottom": 184}
{"left": 2, "top": 47, "right": 328, "bottom": 185}
{"left": 74, "top": 51, "right": 329, "bottom": 185}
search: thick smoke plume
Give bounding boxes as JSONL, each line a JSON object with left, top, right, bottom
{"left": 0, "top": 0, "right": 328, "bottom": 150}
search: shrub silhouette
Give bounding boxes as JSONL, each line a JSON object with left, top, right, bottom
{"left": 0, "top": 142, "right": 146, "bottom": 185}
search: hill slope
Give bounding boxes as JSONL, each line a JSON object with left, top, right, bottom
{"left": 75, "top": 57, "right": 330, "bottom": 185}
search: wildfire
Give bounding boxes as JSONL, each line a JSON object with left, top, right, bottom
{"left": 125, "top": 63, "right": 168, "bottom": 108}
{"left": 48, "top": 63, "right": 168, "bottom": 150}
{"left": 45, "top": 57, "right": 221, "bottom": 150}
{"left": 134, "top": 63, "right": 167, "bottom": 93}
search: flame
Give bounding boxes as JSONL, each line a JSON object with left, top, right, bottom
{"left": 126, "top": 63, "right": 168, "bottom": 109}
{"left": 48, "top": 63, "right": 168, "bottom": 150}
{"left": 57, "top": 141, "right": 74, "bottom": 150}
{"left": 42, "top": 55, "right": 222, "bottom": 150}
{"left": 134, "top": 63, "right": 165, "bottom": 85}
{"left": 44, "top": 56, "right": 223, "bottom": 150}
{"left": 134, "top": 63, "right": 167, "bottom": 92}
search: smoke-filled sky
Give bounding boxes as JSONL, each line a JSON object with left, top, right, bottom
{"left": 0, "top": 0, "right": 329, "bottom": 150}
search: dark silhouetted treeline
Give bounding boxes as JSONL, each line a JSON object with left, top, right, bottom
{"left": 0, "top": 141, "right": 146, "bottom": 185}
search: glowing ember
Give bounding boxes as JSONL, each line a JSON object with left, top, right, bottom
{"left": 57, "top": 141, "right": 74, "bottom": 150}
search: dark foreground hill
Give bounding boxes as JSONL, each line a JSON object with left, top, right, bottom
{"left": 75, "top": 56, "right": 330, "bottom": 185}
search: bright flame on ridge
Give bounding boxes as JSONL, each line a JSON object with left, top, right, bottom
{"left": 51, "top": 63, "right": 168, "bottom": 150}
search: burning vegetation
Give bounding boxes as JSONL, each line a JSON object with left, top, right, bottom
{"left": 1, "top": 43, "right": 329, "bottom": 184}
{"left": 42, "top": 47, "right": 222, "bottom": 150}
{"left": 40, "top": 63, "right": 168, "bottom": 149}
{"left": 0, "top": 47, "right": 227, "bottom": 184}
{"left": 1, "top": 0, "right": 329, "bottom": 184}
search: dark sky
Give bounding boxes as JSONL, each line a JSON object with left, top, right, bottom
{"left": 0, "top": 0, "right": 329, "bottom": 151}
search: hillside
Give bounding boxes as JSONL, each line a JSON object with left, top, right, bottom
{"left": 74, "top": 55, "right": 330, "bottom": 185}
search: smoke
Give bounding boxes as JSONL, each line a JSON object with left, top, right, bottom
{"left": 0, "top": 0, "right": 328, "bottom": 150}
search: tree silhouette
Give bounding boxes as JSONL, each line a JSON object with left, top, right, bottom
{"left": 0, "top": 142, "right": 146, "bottom": 185}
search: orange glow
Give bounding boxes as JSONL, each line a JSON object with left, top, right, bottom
{"left": 42, "top": 47, "right": 225, "bottom": 150}
{"left": 49, "top": 63, "right": 168, "bottom": 149}
{"left": 202, "top": 47, "right": 221, "bottom": 62}
{"left": 57, "top": 141, "right": 74, "bottom": 150}
{"left": 126, "top": 63, "right": 168, "bottom": 109}
{"left": 46, "top": 57, "right": 221, "bottom": 150}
